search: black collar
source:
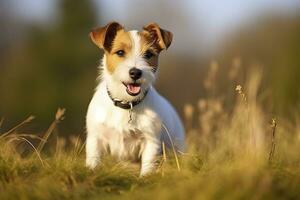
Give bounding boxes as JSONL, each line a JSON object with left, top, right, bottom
{"left": 107, "top": 88, "right": 148, "bottom": 109}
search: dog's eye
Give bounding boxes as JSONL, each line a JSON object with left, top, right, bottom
{"left": 115, "top": 50, "right": 125, "bottom": 57}
{"left": 143, "top": 50, "right": 155, "bottom": 59}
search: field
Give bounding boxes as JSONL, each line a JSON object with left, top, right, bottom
{"left": 1, "top": 64, "right": 300, "bottom": 200}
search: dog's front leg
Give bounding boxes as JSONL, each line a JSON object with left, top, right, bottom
{"left": 140, "top": 139, "right": 160, "bottom": 176}
{"left": 86, "top": 133, "right": 101, "bottom": 169}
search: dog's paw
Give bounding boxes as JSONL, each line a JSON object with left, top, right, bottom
{"left": 86, "top": 157, "right": 100, "bottom": 169}
{"left": 140, "top": 166, "right": 155, "bottom": 177}
{"left": 139, "top": 169, "right": 157, "bottom": 178}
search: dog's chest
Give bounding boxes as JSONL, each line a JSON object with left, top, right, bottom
{"left": 98, "top": 106, "right": 161, "bottom": 160}
{"left": 101, "top": 105, "right": 161, "bottom": 135}
{"left": 100, "top": 124, "right": 145, "bottom": 161}
{"left": 105, "top": 108, "right": 135, "bottom": 132}
{"left": 119, "top": 129, "right": 145, "bottom": 161}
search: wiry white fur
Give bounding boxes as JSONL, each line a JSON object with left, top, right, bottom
{"left": 86, "top": 30, "right": 185, "bottom": 176}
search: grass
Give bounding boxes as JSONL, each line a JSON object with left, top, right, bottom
{"left": 1, "top": 61, "right": 300, "bottom": 199}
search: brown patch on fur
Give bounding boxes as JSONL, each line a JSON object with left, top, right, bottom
{"left": 90, "top": 22, "right": 123, "bottom": 52}
{"left": 140, "top": 23, "right": 173, "bottom": 72}
{"left": 143, "top": 23, "right": 173, "bottom": 50}
{"left": 139, "top": 31, "right": 160, "bottom": 71}
{"left": 105, "top": 29, "right": 133, "bottom": 73}
{"left": 91, "top": 22, "right": 172, "bottom": 74}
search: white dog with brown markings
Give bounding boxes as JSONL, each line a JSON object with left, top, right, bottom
{"left": 86, "top": 22, "right": 185, "bottom": 176}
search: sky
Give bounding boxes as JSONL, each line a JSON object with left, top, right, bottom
{"left": 7, "top": 0, "right": 300, "bottom": 55}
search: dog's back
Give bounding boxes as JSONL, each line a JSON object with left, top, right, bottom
{"left": 145, "top": 88, "right": 185, "bottom": 151}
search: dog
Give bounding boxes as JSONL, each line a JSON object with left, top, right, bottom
{"left": 86, "top": 22, "right": 185, "bottom": 176}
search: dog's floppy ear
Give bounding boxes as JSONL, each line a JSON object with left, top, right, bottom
{"left": 143, "top": 23, "right": 173, "bottom": 50}
{"left": 90, "top": 22, "right": 123, "bottom": 52}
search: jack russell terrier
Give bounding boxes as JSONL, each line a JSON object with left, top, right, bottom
{"left": 86, "top": 22, "right": 185, "bottom": 176}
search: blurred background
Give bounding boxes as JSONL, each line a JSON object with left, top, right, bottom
{"left": 1, "top": 0, "right": 300, "bottom": 135}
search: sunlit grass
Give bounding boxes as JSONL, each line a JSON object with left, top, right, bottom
{"left": 1, "top": 60, "right": 300, "bottom": 199}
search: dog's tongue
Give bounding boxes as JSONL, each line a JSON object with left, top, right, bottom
{"left": 127, "top": 84, "right": 141, "bottom": 94}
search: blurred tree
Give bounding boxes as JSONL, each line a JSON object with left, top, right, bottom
{"left": 0, "top": 0, "right": 99, "bottom": 134}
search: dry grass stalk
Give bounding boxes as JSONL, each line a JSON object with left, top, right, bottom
{"left": 0, "top": 115, "right": 35, "bottom": 139}
{"left": 37, "top": 108, "right": 65, "bottom": 153}
{"left": 18, "top": 137, "right": 45, "bottom": 166}
{"left": 269, "top": 118, "right": 277, "bottom": 163}
{"left": 157, "top": 141, "right": 167, "bottom": 176}
{"left": 162, "top": 123, "right": 181, "bottom": 172}
{"left": 5, "top": 135, "right": 45, "bottom": 166}
{"left": 0, "top": 117, "right": 4, "bottom": 128}
{"left": 70, "top": 135, "right": 85, "bottom": 160}
{"left": 235, "top": 85, "right": 247, "bottom": 102}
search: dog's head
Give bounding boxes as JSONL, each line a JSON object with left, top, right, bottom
{"left": 90, "top": 22, "right": 173, "bottom": 102}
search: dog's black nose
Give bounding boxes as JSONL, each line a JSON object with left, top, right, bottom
{"left": 129, "top": 67, "right": 142, "bottom": 80}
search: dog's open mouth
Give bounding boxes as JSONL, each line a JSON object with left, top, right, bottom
{"left": 123, "top": 82, "right": 141, "bottom": 96}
